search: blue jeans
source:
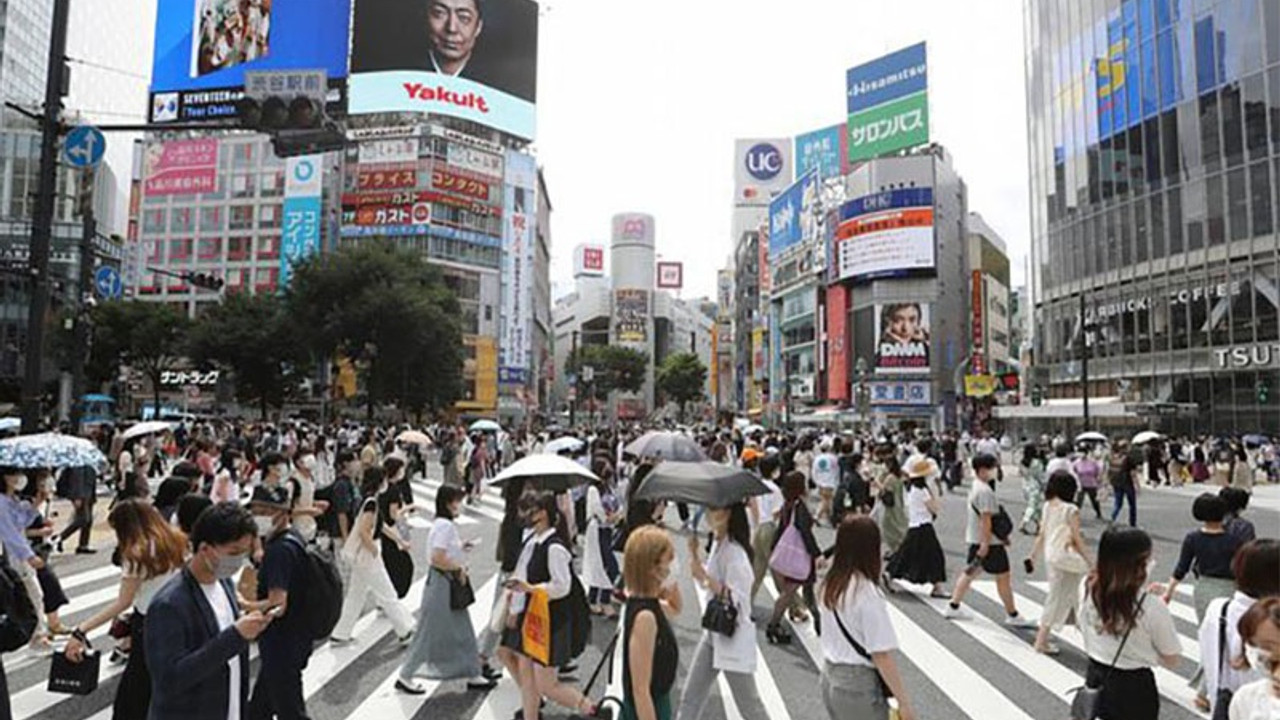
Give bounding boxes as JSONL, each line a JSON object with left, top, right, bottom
{"left": 1110, "top": 484, "right": 1137, "bottom": 526}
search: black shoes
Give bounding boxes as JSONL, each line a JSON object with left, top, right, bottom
{"left": 765, "top": 622, "right": 793, "bottom": 645}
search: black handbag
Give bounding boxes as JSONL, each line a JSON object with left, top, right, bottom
{"left": 833, "top": 610, "right": 893, "bottom": 699}
{"left": 1069, "top": 594, "right": 1144, "bottom": 720}
{"left": 447, "top": 570, "right": 475, "bottom": 611}
{"left": 700, "top": 588, "right": 738, "bottom": 636}
{"left": 1211, "top": 601, "right": 1233, "bottom": 720}
{"left": 48, "top": 647, "right": 100, "bottom": 695}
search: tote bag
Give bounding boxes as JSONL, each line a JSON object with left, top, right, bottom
{"left": 521, "top": 588, "right": 551, "bottom": 665}
{"left": 768, "top": 523, "right": 810, "bottom": 582}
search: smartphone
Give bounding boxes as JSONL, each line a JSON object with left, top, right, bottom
{"left": 1023, "top": 558, "right": 1035, "bottom": 575}
{"left": 266, "top": 605, "right": 284, "bottom": 619}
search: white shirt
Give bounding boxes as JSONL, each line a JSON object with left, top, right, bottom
{"left": 755, "top": 479, "right": 784, "bottom": 527}
{"left": 704, "top": 539, "right": 757, "bottom": 674}
{"left": 510, "top": 528, "right": 572, "bottom": 613}
{"left": 1045, "top": 457, "right": 1077, "bottom": 479}
{"left": 126, "top": 562, "right": 179, "bottom": 614}
{"left": 200, "top": 580, "right": 240, "bottom": 720}
{"left": 430, "top": 517, "right": 464, "bottom": 567}
{"left": 1229, "top": 679, "right": 1280, "bottom": 720}
{"left": 1078, "top": 590, "right": 1182, "bottom": 670}
{"left": 905, "top": 484, "right": 934, "bottom": 528}
{"left": 1200, "top": 593, "right": 1267, "bottom": 702}
{"left": 819, "top": 575, "right": 898, "bottom": 667}
{"left": 811, "top": 453, "right": 839, "bottom": 489}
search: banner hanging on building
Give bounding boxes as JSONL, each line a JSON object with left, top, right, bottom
{"left": 349, "top": 0, "right": 539, "bottom": 140}
{"left": 614, "top": 289, "right": 649, "bottom": 343}
{"left": 499, "top": 150, "right": 537, "bottom": 385}
{"left": 148, "top": 0, "right": 351, "bottom": 124}
{"left": 874, "top": 302, "right": 931, "bottom": 374}
{"left": 279, "top": 154, "right": 323, "bottom": 288}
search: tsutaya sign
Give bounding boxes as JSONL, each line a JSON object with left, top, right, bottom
{"left": 1215, "top": 344, "right": 1280, "bottom": 369}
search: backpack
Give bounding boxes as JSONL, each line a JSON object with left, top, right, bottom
{"left": 0, "top": 557, "right": 37, "bottom": 652}
{"left": 281, "top": 534, "right": 344, "bottom": 641}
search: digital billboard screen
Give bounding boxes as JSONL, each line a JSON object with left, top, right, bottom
{"left": 836, "top": 188, "right": 935, "bottom": 281}
{"left": 148, "top": 0, "right": 351, "bottom": 124}
{"left": 350, "top": 0, "right": 539, "bottom": 140}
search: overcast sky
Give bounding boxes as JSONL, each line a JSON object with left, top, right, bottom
{"left": 536, "top": 0, "right": 1030, "bottom": 300}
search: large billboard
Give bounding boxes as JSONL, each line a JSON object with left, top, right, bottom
{"left": 768, "top": 169, "right": 818, "bottom": 258}
{"left": 846, "top": 42, "right": 929, "bottom": 164}
{"left": 500, "top": 150, "right": 537, "bottom": 385}
{"left": 148, "top": 0, "right": 351, "bottom": 123}
{"left": 733, "top": 139, "right": 793, "bottom": 206}
{"left": 350, "top": 0, "right": 539, "bottom": 140}
{"left": 142, "top": 139, "right": 220, "bottom": 197}
{"left": 875, "top": 303, "right": 931, "bottom": 375}
{"left": 835, "top": 188, "right": 935, "bottom": 281}
{"left": 614, "top": 289, "right": 648, "bottom": 343}
{"left": 795, "top": 124, "right": 848, "bottom": 180}
{"left": 279, "top": 155, "right": 324, "bottom": 288}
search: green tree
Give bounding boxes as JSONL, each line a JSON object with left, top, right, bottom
{"left": 186, "top": 292, "right": 307, "bottom": 418}
{"left": 656, "top": 352, "right": 707, "bottom": 421}
{"left": 568, "top": 344, "right": 648, "bottom": 403}
{"left": 286, "top": 241, "right": 465, "bottom": 419}
{"left": 84, "top": 301, "right": 190, "bottom": 414}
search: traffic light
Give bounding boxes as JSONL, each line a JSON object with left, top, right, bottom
{"left": 185, "top": 272, "right": 224, "bottom": 291}
{"left": 1031, "top": 385, "right": 1044, "bottom": 407}
{"left": 1258, "top": 380, "right": 1270, "bottom": 404}
{"left": 236, "top": 94, "right": 323, "bottom": 132}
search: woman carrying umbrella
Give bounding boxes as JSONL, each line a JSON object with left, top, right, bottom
{"left": 583, "top": 458, "right": 621, "bottom": 617}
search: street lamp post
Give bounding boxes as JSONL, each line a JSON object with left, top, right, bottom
{"left": 854, "top": 357, "right": 870, "bottom": 434}
{"left": 1079, "top": 291, "right": 1100, "bottom": 432}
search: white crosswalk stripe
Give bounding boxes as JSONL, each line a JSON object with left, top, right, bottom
{"left": 3, "top": 477, "right": 1220, "bottom": 720}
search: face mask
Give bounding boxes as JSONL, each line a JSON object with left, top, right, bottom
{"left": 211, "top": 551, "right": 247, "bottom": 580}
{"left": 13, "top": 476, "right": 27, "bottom": 492}
{"left": 254, "top": 515, "right": 276, "bottom": 537}
{"left": 1245, "top": 644, "right": 1271, "bottom": 673}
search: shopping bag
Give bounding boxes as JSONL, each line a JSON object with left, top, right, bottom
{"left": 48, "top": 649, "right": 100, "bottom": 695}
{"left": 521, "top": 588, "right": 551, "bottom": 665}
{"left": 768, "top": 523, "right": 810, "bottom": 582}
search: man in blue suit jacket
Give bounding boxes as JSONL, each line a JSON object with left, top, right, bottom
{"left": 146, "top": 502, "right": 272, "bottom": 720}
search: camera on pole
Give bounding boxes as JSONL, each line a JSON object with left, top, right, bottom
{"left": 238, "top": 69, "right": 346, "bottom": 159}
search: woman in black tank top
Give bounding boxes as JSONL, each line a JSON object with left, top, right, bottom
{"left": 621, "top": 526, "right": 680, "bottom": 720}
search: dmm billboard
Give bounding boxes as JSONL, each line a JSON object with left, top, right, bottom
{"left": 350, "top": 0, "right": 539, "bottom": 140}
{"left": 846, "top": 42, "right": 929, "bottom": 163}
{"left": 148, "top": 0, "right": 351, "bottom": 123}
{"left": 875, "top": 303, "right": 931, "bottom": 375}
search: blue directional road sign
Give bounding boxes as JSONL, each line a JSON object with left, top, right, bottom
{"left": 94, "top": 266, "right": 122, "bottom": 300}
{"left": 63, "top": 125, "right": 106, "bottom": 169}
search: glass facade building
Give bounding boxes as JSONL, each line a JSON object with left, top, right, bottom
{"left": 1025, "top": 0, "right": 1280, "bottom": 433}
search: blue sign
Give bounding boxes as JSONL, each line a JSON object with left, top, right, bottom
{"left": 795, "top": 124, "right": 845, "bottom": 181}
{"left": 745, "top": 143, "right": 784, "bottom": 181}
{"left": 279, "top": 156, "right": 323, "bottom": 288}
{"left": 847, "top": 42, "right": 928, "bottom": 115}
{"left": 94, "top": 266, "right": 122, "bottom": 300}
{"left": 840, "top": 187, "right": 934, "bottom": 221}
{"left": 869, "top": 381, "right": 932, "bottom": 407}
{"left": 63, "top": 126, "right": 105, "bottom": 168}
{"left": 768, "top": 170, "right": 816, "bottom": 258}
{"left": 148, "top": 0, "right": 351, "bottom": 123}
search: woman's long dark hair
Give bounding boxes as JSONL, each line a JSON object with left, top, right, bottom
{"left": 1089, "top": 526, "right": 1153, "bottom": 635}
{"left": 721, "top": 502, "right": 754, "bottom": 565}
{"left": 822, "top": 515, "right": 882, "bottom": 610}
{"left": 521, "top": 489, "right": 569, "bottom": 545}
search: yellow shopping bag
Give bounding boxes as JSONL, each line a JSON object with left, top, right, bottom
{"left": 521, "top": 588, "right": 551, "bottom": 665}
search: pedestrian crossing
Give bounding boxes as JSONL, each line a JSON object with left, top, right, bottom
{"left": 3, "top": 471, "right": 1220, "bottom": 720}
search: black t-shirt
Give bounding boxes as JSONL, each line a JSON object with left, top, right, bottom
{"left": 258, "top": 528, "right": 310, "bottom": 647}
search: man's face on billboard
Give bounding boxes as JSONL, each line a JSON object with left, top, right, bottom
{"left": 887, "top": 306, "right": 920, "bottom": 342}
{"left": 428, "top": 0, "right": 483, "bottom": 64}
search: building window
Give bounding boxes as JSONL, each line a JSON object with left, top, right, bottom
{"left": 231, "top": 174, "right": 255, "bottom": 199}
{"left": 146, "top": 239, "right": 163, "bottom": 263}
{"left": 257, "top": 235, "right": 279, "bottom": 260}
{"left": 228, "top": 236, "right": 252, "bottom": 261}
{"left": 261, "top": 170, "right": 285, "bottom": 197}
{"left": 1249, "top": 161, "right": 1273, "bottom": 238}
{"left": 259, "top": 204, "right": 281, "bottom": 229}
{"left": 169, "top": 207, "right": 194, "bottom": 234}
{"left": 168, "top": 238, "right": 192, "bottom": 261}
{"left": 199, "top": 206, "right": 223, "bottom": 233}
{"left": 197, "top": 237, "right": 222, "bottom": 262}
{"left": 232, "top": 143, "right": 255, "bottom": 168}
{"left": 143, "top": 209, "right": 166, "bottom": 234}
{"left": 229, "top": 206, "right": 254, "bottom": 230}
{"left": 254, "top": 267, "right": 278, "bottom": 293}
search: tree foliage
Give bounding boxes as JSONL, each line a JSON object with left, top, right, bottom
{"left": 656, "top": 352, "right": 707, "bottom": 421}
{"left": 568, "top": 344, "right": 649, "bottom": 402}
{"left": 85, "top": 301, "right": 190, "bottom": 413}
{"left": 287, "top": 241, "right": 465, "bottom": 418}
{"left": 186, "top": 292, "right": 307, "bottom": 418}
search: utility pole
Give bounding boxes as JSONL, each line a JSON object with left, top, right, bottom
{"left": 1080, "top": 291, "right": 1093, "bottom": 431}
{"left": 68, "top": 168, "right": 96, "bottom": 434}
{"left": 568, "top": 329, "right": 579, "bottom": 428}
{"left": 20, "top": 0, "right": 72, "bottom": 434}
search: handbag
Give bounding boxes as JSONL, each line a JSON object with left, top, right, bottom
{"left": 769, "top": 522, "right": 811, "bottom": 581}
{"left": 1069, "top": 594, "right": 1144, "bottom": 720}
{"left": 833, "top": 610, "right": 893, "bottom": 700}
{"left": 1211, "top": 601, "right": 1233, "bottom": 720}
{"left": 700, "top": 587, "right": 738, "bottom": 636}
{"left": 446, "top": 569, "right": 476, "bottom": 611}
{"left": 48, "top": 647, "right": 100, "bottom": 695}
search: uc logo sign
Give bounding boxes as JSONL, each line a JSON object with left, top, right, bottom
{"left": 745, "top": 143, "right": 783, "bottom": 181}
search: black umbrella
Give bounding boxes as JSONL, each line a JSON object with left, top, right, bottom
{"left": 624, "top": 431, "right": 706, "bottom": 462}
{"left": 632, "top": 461, "right": 770, "bottom": 507}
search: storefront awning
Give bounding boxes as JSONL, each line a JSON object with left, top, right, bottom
{"left": 993, "top": 396, "right": 1134, "bottom": 420}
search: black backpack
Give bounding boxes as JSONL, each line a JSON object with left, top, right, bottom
{"left": 0, "top": 557, "right": 37, "bottom": 652}
{"left": 281, "top": 534, "right": 344, "bottom": 641}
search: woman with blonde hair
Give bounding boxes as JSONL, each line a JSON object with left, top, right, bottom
{"left": 621, "top": 526, "right": 681, "bottom": 720}
{"left": 64, "top": 499, "right": 188, "bottom": 719}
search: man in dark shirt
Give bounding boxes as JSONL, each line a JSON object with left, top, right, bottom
{"left": 317, "top": 450, "right": 358, "bottom": 549}
{"left": 246, "top": 485, "right": 312, "bottom": 720}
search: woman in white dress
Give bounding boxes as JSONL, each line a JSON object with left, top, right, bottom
{"left": 1025, "top": 471, "right": 1091, "bottom": 655}
{"left": 583, "top": 463, "right": 621, "bottom": 617}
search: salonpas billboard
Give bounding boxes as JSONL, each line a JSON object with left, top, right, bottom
{"left": 846, "top": 42, "right": 930, "bottom": 164}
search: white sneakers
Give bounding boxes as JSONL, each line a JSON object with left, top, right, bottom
{"left": 942, "top": 604, "right": 969, "bottom": 620}
{"left": 1004, "top": 613, "right": 1037, "bottom": 628}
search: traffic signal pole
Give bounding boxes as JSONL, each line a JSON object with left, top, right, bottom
{"left": 68, "top": 169, "right": 96, "bottom": 434}
{"left": 20, "top": 0, "right": 71, "bottom": 434}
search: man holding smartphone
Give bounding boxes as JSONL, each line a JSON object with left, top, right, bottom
{"left": 943, "top": 453, "right": 1035, "bottom": 628}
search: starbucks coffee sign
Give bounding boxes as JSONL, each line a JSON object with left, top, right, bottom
{"left": 1215, "top": 344, "right": 1280, "bottom": 369}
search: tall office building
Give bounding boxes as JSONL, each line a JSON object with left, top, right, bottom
{"left": 1025, "top": 0, "right": 1280, "bottom": 432}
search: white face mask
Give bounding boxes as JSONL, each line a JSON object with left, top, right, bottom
{"left": 13, "top": 476, "right": 27, "bottom": 492}
{"left": 1244, "top": 644, "right": 1271, "bottom": 673}
{"left": 253, "top": 515, "right": 276, "bottom": 537}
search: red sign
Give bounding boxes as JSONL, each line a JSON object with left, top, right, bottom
{"left": 143, "top": 139, "right": 219, "bottom": 196}
{"left": 357, "top": 165, "right": 418, "bottom": 191}
{"left": 827, "top": 284, "right": 849, "bottom": 401}
{"left": 583, "top": 247, "right": 604, "bottom": 272}
{"left": 343, "top": 191, "right": 499, "bottom": 217}
{"left": 346, "top": 202, "right": 431, "bottom": 227}
{"left": 971, "top": 270, "right": 986, "bottom": 375}
{"left": 432, "top": 169, "right": 490, "bottom": 200}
